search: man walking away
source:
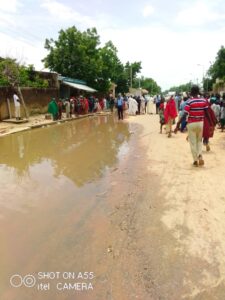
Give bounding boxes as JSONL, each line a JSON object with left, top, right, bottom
{"left": 117, "top": 93, "right": 124, "bottom": 120}
{"left": 108, "top": 94, "right": 115, "bottom": 113}
{"left": 175, "top": 85, "right": 208, "bottom": 167}
{"left": 155, "top": 94, "right": 161, "bottom": 114}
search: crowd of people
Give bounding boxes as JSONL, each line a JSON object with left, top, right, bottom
{"left": 47, "top": 93, "right": 153, "bottom": 121}
{"left": 47, "top": 94, "right": 116, "bottom": 121}
{"left": 47, "top": 87, "right": 225, "bottom": 167}
{"left": 158, "top": 86, "right": 225, "bottom": 167}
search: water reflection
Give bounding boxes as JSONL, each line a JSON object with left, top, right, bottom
{"left": 0, "top": 116, "right": 130, "bottom": 187}
{"left": 0, "top": 115, "right": 133, "bottom": 300}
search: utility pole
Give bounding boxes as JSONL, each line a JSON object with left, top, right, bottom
{"left": 197, "top": 64, "right": 204, "bottom": 90}
{"left": 130, "top": 66, "right": 132, "bottom": 88}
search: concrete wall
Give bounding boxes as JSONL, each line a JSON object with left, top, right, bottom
{"left": 0, "top": 87, "right": 59, "bottom": 120}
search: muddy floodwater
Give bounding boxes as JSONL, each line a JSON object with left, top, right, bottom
{"left": 0, "top": 115, "right": 134, "bottom": 300}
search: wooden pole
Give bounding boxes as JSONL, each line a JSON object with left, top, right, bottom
{"left": 7, "top": 98, "right": 12, "bottom": 119}
{"left": 17, "top": 86, "right": 29, "bottom": 119}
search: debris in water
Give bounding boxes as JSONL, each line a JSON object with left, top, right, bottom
{"left": 107, "top": 246, "right": 113, "bottom": 253}
{"left": 96, "top": 191, "right": 107, "bottom": 197}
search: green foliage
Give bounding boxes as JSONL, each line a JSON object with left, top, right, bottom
{"left": 203, "top": 77, "right": 213, "bottom": 92}
{"left": 0, "top": 58, "right": 49, "bottom": 88}
{"left": 133, "top": 76, "right": 161, "bottom": 94}
{"left": 43, "top": 26, "right": 143, "bottom": 93}
{"left": 97, "top": 41, "right": 124, "bottom": 92}
{"left": 124, "top": 61, "right": 142, "bottom": 87}
{"left": 164, "top": 82, "right": 192, "bottom": 94}
{"left": 0, "top": 57, "right": 19, "bottom": 87}
{"left": 208, "top": 46, "right": 225, "bottom": 81}
{"left": 43, "top": 27, "right": 100, "bottom": 86}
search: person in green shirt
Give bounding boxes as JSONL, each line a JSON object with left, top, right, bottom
{"left": 48, "top": 98, "right": 59, "bottom": 120}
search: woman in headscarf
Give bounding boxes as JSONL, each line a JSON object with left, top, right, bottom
{"left": 164, "top": 95, "right": 177, "bottom": 137}
{"left": 48, "top": 98, "right": 58, "bottom": 120}
{"left": 202, "top": 96, "right": 217, "bottom": 151}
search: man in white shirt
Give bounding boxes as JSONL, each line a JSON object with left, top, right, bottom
{"left": 13, "top": 92, "right": 21, "bottom": 120}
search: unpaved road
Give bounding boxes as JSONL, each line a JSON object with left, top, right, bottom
{"left": 92, "top": 114, "right": 225, "bottom": 300}
{"left": 1, "top": 114, "right": 225, "bottom": 300}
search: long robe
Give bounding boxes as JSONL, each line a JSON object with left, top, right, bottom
{"left": 164, "top": 98, "right": 177, "bottom": 123}
{"left": 140, "top": 97, "right": 145, "bottom": 114}
{"left": 147, "top": 97, "right": 155, "bottom": 114}
{"left": 203, "top": 106, "right": 217, "bottom": 139}
{"left": 128, "top": 97, "right": 138, "bottom": 115}
{"left": 48, "top": 100, "right": 58, "bottom": 119}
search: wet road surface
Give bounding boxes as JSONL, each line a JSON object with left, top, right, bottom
{"left": 0, "top": 115, "right": 138, "bottom": 300}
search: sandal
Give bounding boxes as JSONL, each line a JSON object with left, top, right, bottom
{"left": 198, "top": 155, "right": 204, "bottom": 166}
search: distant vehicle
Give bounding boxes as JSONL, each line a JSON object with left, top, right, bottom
{"left": 167, "top": 91, "right": 176, "bottom": 96}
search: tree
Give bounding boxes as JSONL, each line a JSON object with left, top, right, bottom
{"left": 133, "top": 76, "right": 161, "bottom": 94}
{"left": 208, "top": 46, "right": 225, "bottom": 81}
{"left": 164, "top": 82, "right": 192, "bottom": 95}
{"left": 0, "top": 58, "right": 48, "bottom": 88}
{"left": 43, "top": 27, "right": 101, "bottom": 88}
{"left": 203, "top": 77, "right": 213, "bottom": 92}
{"left": 43, "top": 26, "right": 142, "bottom": 94}
{"left": 0, "top": 58, "right": 50, "bottom": 119}
{"left": 0, "top": 58, "right": 29, "bottom": 118}
{"left": 124, "top": 61, "right": 142, "bottom": 88}
{"left": 97, "top": 41, "right": 124, "bottom": 92}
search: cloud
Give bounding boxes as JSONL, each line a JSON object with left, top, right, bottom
{"left": 175, "top": 1, "right": 225, "bottom": 26}
{"left": 40, "top": 0, "right": 95, "bottom": 27}
{"left": 0, "top": 0, "right": 22, "bottom": 13}
{"left": 1, "top": 0, "right": 224, "bottom": 90}
{"left": 0, "top": 0, "right": 22, "bottom": 28}
{"left": 142, "top": 4, "right": 154, "bottom": 17}
{"left": 100, "top": 24, "right": 223, "bottom": 90}
{"left": 0, "top": 32, "right": 46, "bottom": 69}
{"left": 0, "top": 12, "right": 16, "bottom": 28}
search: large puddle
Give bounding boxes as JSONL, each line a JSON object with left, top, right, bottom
{"left": 0, "top": 115, "right": 132, "bottom": 300}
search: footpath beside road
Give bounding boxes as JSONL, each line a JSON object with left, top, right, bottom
{"left": 0, "top": 112, "right": 110, "bottom": 137}
{"left": 99, "top": 115, "right": 225, "bottom": 300}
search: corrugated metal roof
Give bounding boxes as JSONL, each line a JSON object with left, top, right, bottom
{"left": 58, "top": 76, "right": 86, "bottom": 85}
{"left": 62, "top": 81, "right": 97, "bottom": 92}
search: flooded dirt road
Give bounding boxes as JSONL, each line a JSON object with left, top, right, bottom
{"left": 1, "top": 114, "right": 225, "bottom": 300}
{"left": 0, "top": 115, "right": 142, "bottom": 300}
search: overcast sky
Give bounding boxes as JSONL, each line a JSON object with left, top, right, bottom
{"left": 0, "top": 0, "right": 225, "bottom": 90}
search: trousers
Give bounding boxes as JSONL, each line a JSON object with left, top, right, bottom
{"left": 187, "top": 121, "right": 203, "bottom": 161}
{"left": 15, "top": 106, "right": 20, "bottom": 118}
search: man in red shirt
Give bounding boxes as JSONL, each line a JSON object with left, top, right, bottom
{"left": 175, "top": 85, "right": 208, "bottom": 166}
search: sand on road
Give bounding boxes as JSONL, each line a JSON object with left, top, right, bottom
{"left": 1, "top": 113, "right": 225, "bottom": 300}
{"left": 111, "top": 113, "right": 225, "bottom": 300}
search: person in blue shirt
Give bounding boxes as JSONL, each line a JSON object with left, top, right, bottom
{"left": 116, "top": 93, "right": 124, "bottom": 120}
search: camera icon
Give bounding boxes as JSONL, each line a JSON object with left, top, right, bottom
{"left": 10, "top": 274, "right": 36, "bottom": 288}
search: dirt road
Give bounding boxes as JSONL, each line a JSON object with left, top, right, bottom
{"left": 97, "top": 114, "right": 225, "bottom": 300}
{"left": 2, "top": 113, "right": 225, "bottom": 300}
